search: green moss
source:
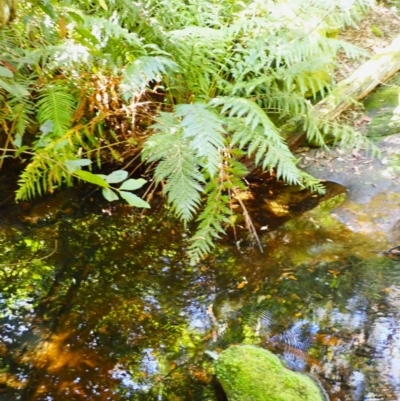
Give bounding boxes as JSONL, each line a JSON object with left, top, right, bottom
{"left": 364, "top": 79, "right": 400, "bottom": 118}
{"left": 317, "top": 192, "right": 346, "bottom": 212}
{"left": 366, "top": 110, "right": 400, "bottom": 138}
{"left": 214, "top": 345, "right": 325, "bottom": 401}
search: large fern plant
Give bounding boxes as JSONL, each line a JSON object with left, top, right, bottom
{"left": 0, "top": 0, "right": 376, "bottom": 260}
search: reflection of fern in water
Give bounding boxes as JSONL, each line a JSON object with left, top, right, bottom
{"left": 215, "top": 300, "right": 320, "bottom": 371}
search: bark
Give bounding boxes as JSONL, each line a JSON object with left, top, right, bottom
{"left": 283, "top": 34, "right": 400, "bottom": 148}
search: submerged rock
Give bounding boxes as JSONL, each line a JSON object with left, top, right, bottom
{"left": 214, "top": 345, "right": 326, "bottom": 401}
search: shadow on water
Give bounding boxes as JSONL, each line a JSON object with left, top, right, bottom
{"left": 0, "top": 181, "right": 400, "bottom": 400}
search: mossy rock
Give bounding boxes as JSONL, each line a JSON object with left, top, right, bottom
{"left": 366, "top": 110, "right": 400, "bottom": 138}
{"left": 214, "top": 345, "right": 326, "bottom": 401}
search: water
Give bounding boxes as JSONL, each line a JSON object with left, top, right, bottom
{"left": 0, "top": 185, "right": 399, "bottom": 401}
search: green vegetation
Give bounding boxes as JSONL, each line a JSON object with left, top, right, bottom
{"left": 214, "top": 345, "right": 325, "bottom": 401}
{"left": 0, "top": 0, "right": 375, "bottom": 259}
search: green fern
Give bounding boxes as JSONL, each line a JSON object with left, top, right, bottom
{"left": 211, "top": 97, "right": 301, "bottom": 183}
{"left": 36, "top": 84, "right": 75, "bottom": 138}
{"left": 120, "top": 56, "right": 178, "bottom": 100}
{"left": 189, "top": 155, "right": 248, "bottom": 261}
{"left": 3, "top": 0, "right": 379, "bottom": 259}
{"left": 143, "top": 112, "right": 205, "bottom": 223}
{"left": 175, "top": 103, "right": 225, "bottom": 176}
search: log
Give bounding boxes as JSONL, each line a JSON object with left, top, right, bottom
{"left": 283, "top": 34, "right": 400, "bottom": 148}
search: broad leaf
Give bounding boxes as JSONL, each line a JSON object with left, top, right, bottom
{"left": 0, "top": 79, "right": 29, "bottom": 97}
{"left": 102, "top": 187, "right": 119, "bottom": 202}
{"left": 0, "top": 66, "right": 13, "bottom": 78}
{"left": 106, "top": 170, "right": 128, "bottom": 184}
{"left": 98, "top": 0, "right": 108, "bottom": 10}
{"left": 120, "top": 178, "right": 146, "bottom": 191}
{"left": 119, "top": 191, "right": 150, "bottom": 208}
{"left": 75, "top": 170, "right": 108, "bottom": 187}
{"left": 64, "top": 159, "right": 92, "bottom": 173}
{"left": 40, "top": 120, "right": 54, "bottom": 135}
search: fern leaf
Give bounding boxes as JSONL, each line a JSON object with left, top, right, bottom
{"left": 211, "top": 96, "right": 301, "bottom": 184}
{"left": 120, "top": 56, "right": 178, "bottom": 101}
{"left": 188, "top": 156, "right": 248, "bottom": 261}
{"left": 36, "top": 85, "right": 75, "bottom": 137}
{"left": 143, "top": 112, "right": 204, "bottom": 223}
{"left": 175, "top": 103, "right": 225, "bottom": 177}
{"left": 188, "top": 178, "right": 231, "bottom": 261}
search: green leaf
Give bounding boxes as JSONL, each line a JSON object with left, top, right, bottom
{"left": 175, "top": 103, "right": 225, "bottom": 177}
{"left": 98, "top": 0, "right": 108, "bottom": 10}
{"left": 106, "top": 170, "right": 128, "bottom": 184}
{"left": 37, "top": 86, "right": 75, "bottom": 137}
{"left": 120, "top": 178, "right": 147, "bottom": 191}
{"left": 75, "top": 170, "right": 108, "bottom": 188}
{"left": 75, "top": 27, "right": 100, "bottom": 45}
{"left": 39, "top": 2, "right": 57, "bottom": 19}
{"left": 0, "top": 79, "right": 29, "bottom": 97}
{"left": 13, "top": 134, "right": 23, "bottom": 148}
{"left": 14, "top": 145, "right": 28, "bottom": 157}
{"left": 120, "top": 56, "right": 178, "bottom": 101}
{"left": 119, "top": 191, "right": 150, "bottom": 208}
{"left": 0, "top": 66, "right": 13, "bottom": 78}
{"left": 102, "top": 187, "right": 119, "bottom": 202}
{"left": 40, "top": 120, "right": 54, "bottom": 135}
{"left": 64, "top": 159, "right": 92, "bottom": 173}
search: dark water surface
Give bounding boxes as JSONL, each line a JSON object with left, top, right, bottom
{"left": 0, "top": 187, "right": 399, "bottom": 401}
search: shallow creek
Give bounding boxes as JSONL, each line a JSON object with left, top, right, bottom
{"left": 0, "top": 181, "right": 399, "bottom": 401}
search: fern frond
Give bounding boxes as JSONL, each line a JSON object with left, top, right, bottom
{"left": 143, "top": 112, "right": 205, "bottom": 223}
{"left": 211, "top": 97, "right": 301, "bottom": 184}
{"left": 85, "top": 16, "right": 142, "bottom": 48}
{"left": 189, "top": 182, "right": 231, "bottom": 261}
{"left": 188, "top": 155, "right": 248, "bottom": 261}
{"left": 175, "top": 103, "right": 225, "bottom": 176}
{"left": 120, "top": 56, "right": 178, "bottom": 100}
{"left": 36, "top": 84, "right": 75, "bottom": 137}
{"left": 15, "top": 148, "right": 75, "bottom": 200}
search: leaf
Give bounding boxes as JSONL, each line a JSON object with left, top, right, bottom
{"left": 175, "top": 103, "right": 225, "bottom": 176}
{"left": 37, "top": 86, "right": 75, "bottom": 137}
{"left": 98, "top": 0, "right": 108, "bottom": 10}
{"left": 102, "top": 187, "right": 119, "bottom": 202}
{"left": 0, "top": 79, "right": 29, "bottom": 97}
{"left": 120, "top": 56, "right": 178, "bottom": 101}
{"left": 119, "top": 191, "right": 150, "bottom": 208}
{"left": 14, "top": 145, "right": 28, "bottom": 157}
{"left": 120, "top": 178, "right": 147, "bottom": 191}
{"left": 106, "top": 170, "right": 129, "bottom": 184}
{"left": 75, "top": 27, "right": 100, "bottom": 45}
{"left": 13, "top": 134, "right": 23, "bottom": 148}
{"left": 75, "top": 170, "right": 108, "bottom": 187}
{"left": 0, "top": 66, "right": 13, "bottom": 78}
{"left": 64, "top": 159, "right": 92, "bottom": 173}
{"left": 40, "top": 120, "right": 54, "bottom": 135}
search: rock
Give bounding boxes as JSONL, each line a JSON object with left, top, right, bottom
{"left": 214, "top": 345, "right": 326, "bottom": 401}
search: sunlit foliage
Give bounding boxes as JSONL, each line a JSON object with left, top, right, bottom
{"left": 0, "top": 0, "right": 375, "bottom": 258}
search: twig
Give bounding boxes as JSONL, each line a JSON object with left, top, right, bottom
{"left": 232, "top": 188, "right": 263, "bottom": 253}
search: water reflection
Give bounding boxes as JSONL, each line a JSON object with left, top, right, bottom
{"left": 0, "top": 191, "right": 400, "bottom": 400}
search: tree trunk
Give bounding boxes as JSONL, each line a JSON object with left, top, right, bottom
{"left": 283, "top": 34, "right": 400, "bottom": 148}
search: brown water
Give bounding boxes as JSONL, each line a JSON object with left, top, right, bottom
{"left": 0, "top": 185, "right": 399, "bottom": 401}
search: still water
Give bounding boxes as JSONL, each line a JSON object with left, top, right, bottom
{"left": 0, "top": 186, "right": 399, "bottom": 401}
